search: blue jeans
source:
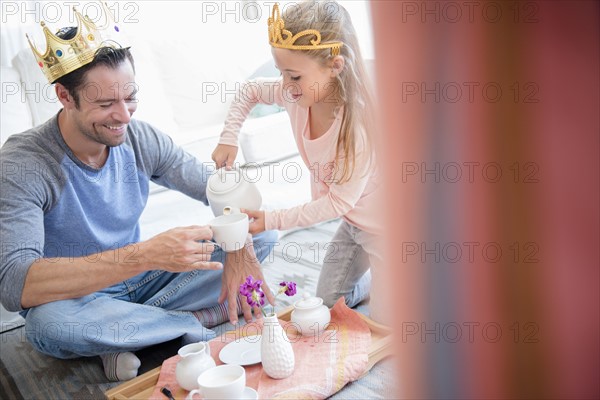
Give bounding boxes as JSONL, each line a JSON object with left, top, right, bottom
{"left": 23, "top": 231, "right": 277, "bottom": 359}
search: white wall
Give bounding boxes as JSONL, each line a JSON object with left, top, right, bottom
{"left": 1, "top": 1, "right": 373, "bottom": 66}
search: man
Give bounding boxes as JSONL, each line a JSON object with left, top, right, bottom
{"left": 0, "top": 15, "right": 276, "bottom": 382}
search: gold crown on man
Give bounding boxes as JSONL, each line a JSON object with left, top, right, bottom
{"left": 268, "top": 3, "right": 343, "bottom": 56}
{"left": 27, "top": 1, "right": 126, "bottom": 83}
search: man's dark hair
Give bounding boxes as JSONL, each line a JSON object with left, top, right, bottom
{"left": 54, "top": 27, "right": 135, "bottom": 108}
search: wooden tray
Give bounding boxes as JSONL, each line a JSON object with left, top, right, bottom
{"left": 105, "top": 307, "right": 393, "bottom": 400}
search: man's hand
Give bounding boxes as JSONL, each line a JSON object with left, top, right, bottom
{"left": 21, "top": 225, "right": 222, "bottom": 309}
{"left": 136, "top": 226, "right": 223, "bottom": 271}
{"left": 218, "top": 237, "right": 275, "bottom": 324}
{"left": 243, "top": 209, "right": 266, "bottom": 235}
{"left": 211, "top": 144, "right": 238, "bottom": 170}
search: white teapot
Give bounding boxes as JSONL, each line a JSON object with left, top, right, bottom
{"left": 291, "top": 293, "right": 331, "bottom": 336}
{"left": 206, "top": 168, "right": 262, "bottom": 217}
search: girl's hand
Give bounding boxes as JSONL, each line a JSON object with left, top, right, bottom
{"left": 243, "top": 209, "right": 266, "bottom": 235}
{"left": 211, "top": 144, "right": 238, "bottom": 169}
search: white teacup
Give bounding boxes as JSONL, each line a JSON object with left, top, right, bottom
{"left": 186, "top": 364, "right": 246, "bottom": 400}
{"left": 209, "top": 213, "right": 249, "bottom": 252}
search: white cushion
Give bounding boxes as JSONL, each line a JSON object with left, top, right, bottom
{"left": 174, "top": 112, "right": 298, "bottom": 167}
{"left": 134, "top": 2, "right": 270, "bottom": 131}
{"left": 152, "top": 39, "right": 250, "bottom": 130}
{"left": 11, "top": 49, "right": 61, "bottom": 126}
{"left": 239, "top": 112, "right": 298, "bottom": 164}
{"left": 1, "top": 66, "right": 34, "bottom": 145}
{"left": 129, "top": 42, "right": 179, "bottom": 135}
{"left": 171, "top": 121, "right": 225, "bottom": 147}
{"left": 250, "top": 154, "right": 312, "bottom": 212}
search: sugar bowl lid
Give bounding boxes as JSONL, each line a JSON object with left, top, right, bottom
{"left": 294, "top": 292, "right": 324, "bottom": 310}
{"left": 208, "top": 168, "right": 241, "bottom": 193}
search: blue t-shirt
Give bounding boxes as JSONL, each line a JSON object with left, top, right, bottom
{"left": 0, "top": 113, "right": 211, "bottom": 311}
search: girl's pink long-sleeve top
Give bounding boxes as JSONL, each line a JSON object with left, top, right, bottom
{"left": 219, "top": 78, "right": 381, "bottom": 234}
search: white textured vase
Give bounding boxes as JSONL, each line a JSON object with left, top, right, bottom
{"left": 261, "top": 314, "right": 295, "bottom": 379}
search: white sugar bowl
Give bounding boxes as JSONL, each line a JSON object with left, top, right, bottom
{"left": 206, "top": 168, "right": 262, "bottom": 217}
{"left": 291, "top": 293, "right": 331, "bottom": 336}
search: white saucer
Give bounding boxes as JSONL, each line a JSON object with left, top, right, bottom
{"left": 240, "top": 386, "right": 258, "bottom": 399}
{"left": 219, "top": 334, "right": 262, "bottom": 366}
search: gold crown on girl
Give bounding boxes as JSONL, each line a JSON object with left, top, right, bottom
{"left": 268, "top": 3, "right": 343, "bottom": 56}
{"left": 26, "top": 1, "right": 126, "bottom": 83}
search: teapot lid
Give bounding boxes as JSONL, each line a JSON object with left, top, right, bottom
{"left": 208, "top": 169, "right": 240, "bottom": 193}
{"left": 294, "top": 292, "right": 324, "bottom": 310}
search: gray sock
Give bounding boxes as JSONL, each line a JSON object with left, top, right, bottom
{"left": 99, "top": 352, "right": 141, "bottom": 381}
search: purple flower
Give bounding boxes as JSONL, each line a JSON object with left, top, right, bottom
{"left": 251, "top": 290, "right": 265, "bottom": 307}
{"left": 239, "top": 275, "right": 265, "bottom": 308}
{"left": 239, "top": 276, "right": 297, "bottom": 316}
{"left": 279, "top": 281, "right": 297, "bottom": 296}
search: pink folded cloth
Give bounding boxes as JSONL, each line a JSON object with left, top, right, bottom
{"left": 149, "top": 299, "right": 371, "bottom": 399}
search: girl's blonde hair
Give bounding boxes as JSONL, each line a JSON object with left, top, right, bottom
{"left": 282, "top": 0, "right": 376, "bottom": 183}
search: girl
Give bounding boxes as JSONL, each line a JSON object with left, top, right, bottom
{"left": 212, "top": 1, "right": 382, "bottom": 313}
